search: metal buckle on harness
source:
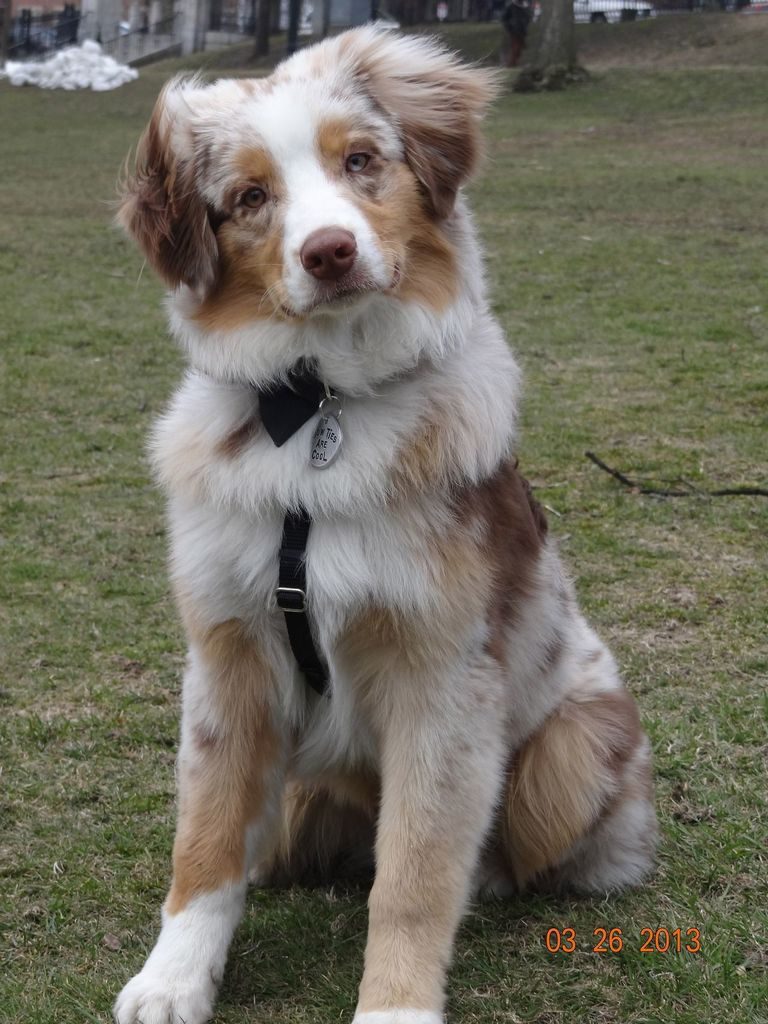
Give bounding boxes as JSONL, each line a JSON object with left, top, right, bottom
{"left": 275, "top": 586, "right": 307, "bottom": 613}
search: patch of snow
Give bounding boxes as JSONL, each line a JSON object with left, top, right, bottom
{"left": 1, "top": 40, "right": 139, "bottom": 91}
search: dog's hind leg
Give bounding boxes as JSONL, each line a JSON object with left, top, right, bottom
{"left": 254, "top": 774, "right": 377, "bottom": 887}
{"left": 497, "top": 645, "right": 657, "bottom": 895}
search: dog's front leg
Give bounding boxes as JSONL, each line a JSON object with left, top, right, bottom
{"left": 114, "top": 620, "right": 285, "bottom": 1024}
{"left": 355, "top": 664, "right": 506, "bottom": 1024}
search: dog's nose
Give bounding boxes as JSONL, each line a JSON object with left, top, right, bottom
{"left": 300, "top": 228, "right": 357, "bottom": 281}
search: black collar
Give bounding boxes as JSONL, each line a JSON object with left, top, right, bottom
{"left": 257, "top": 365, "right": 325, "bottom": 447}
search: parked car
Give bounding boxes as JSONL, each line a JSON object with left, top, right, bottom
{"left": 573, "top": 0, "right": 655, "bottom": 22}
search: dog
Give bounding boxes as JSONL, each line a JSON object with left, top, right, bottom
{"left": 113, "top": 26, "right": 657, "bottom": 1024}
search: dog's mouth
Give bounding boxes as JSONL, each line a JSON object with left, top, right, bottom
{"left": 282, "top": 264, "right": 402, "bottom": 319}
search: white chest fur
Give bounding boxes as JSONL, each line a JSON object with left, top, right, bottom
{"left": 156, "top": 317, "right": 521, "bottom": 769}
{"left": 168, "top": 492, "right": 449, "bottom": 652}
{"left": 168, "top": 494, "right": 449, "bottom": 773}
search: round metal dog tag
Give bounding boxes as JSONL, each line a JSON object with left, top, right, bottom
{"left": 310, "top": 397, "right": 343, "bottom": 469}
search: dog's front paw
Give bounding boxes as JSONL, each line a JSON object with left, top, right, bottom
{"left": 113, "top": 968, "right": 216, "bottom": 1024}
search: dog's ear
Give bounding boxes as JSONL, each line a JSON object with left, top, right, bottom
{"left": 118, "top": 78, "right": 217, "bottom": 290}
{"left": 341, "top": 28, "right": 501, "bottom": 220}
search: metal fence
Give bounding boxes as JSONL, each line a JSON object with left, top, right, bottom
{"left": 7, "top": 4, "right": 80, "bottom": 59}
{"left": 3, "top": 8, "right": 181, "bottom": 65}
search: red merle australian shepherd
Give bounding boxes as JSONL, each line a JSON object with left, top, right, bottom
{"left": 113, "top": 27, "right": 657, "bottom": 1024}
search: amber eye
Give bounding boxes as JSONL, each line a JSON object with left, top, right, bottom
{"left": 242, "top": 186, "right": 266, "bottom": 209}
{"left": 345, "top": 153, "right": 370, "bottom": 174}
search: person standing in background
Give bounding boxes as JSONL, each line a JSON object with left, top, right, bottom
{"left": 502, "top": 0, "right": 532, "bottom": 67}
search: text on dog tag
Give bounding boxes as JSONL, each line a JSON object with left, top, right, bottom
{"left": 310, "top": 413, "right": 343, "bottom": 469}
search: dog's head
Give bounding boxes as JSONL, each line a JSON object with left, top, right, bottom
{"left": 119, "top": 28, "right": 498, "bottom": 333}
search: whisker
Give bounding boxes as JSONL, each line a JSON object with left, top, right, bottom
{"left": 257, "top": 282, "right": 282, "bottom": 314}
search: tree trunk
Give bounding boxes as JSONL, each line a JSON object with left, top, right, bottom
{"left": 286, "top": 0, "right": 300, "bottom": 55}
{"left": 0, "top": 0, "right": 10, "bottom": 67}
{"left": 514, "top": 0, "right": 588, "bottom": 92}
{"left": 253, "top": 0, "right": 270, "bottom": 57}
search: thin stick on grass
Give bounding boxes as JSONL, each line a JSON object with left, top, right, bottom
{"left": 585, "top": 451, "right": 768, "bottom": 498}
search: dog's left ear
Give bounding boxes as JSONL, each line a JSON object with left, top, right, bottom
{"left": 342, "top": 28, "right": 501, "bottom": 220}
{"left": 118, "top": 78, "right": 217, "bottom": 290}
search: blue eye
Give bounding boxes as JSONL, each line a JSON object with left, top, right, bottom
{"left": 345, "top": 153, "right": 370, "bottom": 173}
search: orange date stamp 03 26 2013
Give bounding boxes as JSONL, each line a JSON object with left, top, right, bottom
{"left": 545, "top": 926, "right": 702, "bottom": 955}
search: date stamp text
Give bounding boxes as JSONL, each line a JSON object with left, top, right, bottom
{"left": 545, "top": 926, "right": 702, "bottom": 955}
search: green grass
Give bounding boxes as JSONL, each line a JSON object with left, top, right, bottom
{"left": 1, "top": 23, "right": 767, "bottom": 1024}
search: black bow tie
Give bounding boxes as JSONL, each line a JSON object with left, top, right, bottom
{"left": 257, "top": 366, "right": 325, "bottom": 447}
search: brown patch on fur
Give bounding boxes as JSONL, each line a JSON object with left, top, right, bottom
{"left": 390, "top": 416, "right": 447, "bottom": 499}
{"left": 400, "top": 119, "right": 479, "bottom": 220}
{"left": 179, "top": 144, "right": 288, "bottom": 330}
{"left": 217, "top": 410, "right": 262, "bottom": 458}
{"left": 455, "top": 459, "right": 549, "bottom": 664}
{"left": 193, "top": 216, "right": 286, "bottom": 331}
{"left": 316, "top": 115, "right": 350, "bottom": 171}
{"left": 349, "top": 158, "right": 458, "bottom": 313}
{"left": 341, "top": 606, "right": 435, "bottom": 682}
{"left": 396, "top": 208, "right": 457, "bottom": 310}
{"left": 165, "top": 617, "right": 279, "bottom": 914}
{"left": 118, "top": 83, "right": 217, "bottom": 289}
{"left": 308, "top": 769, "right": 379, "bottom": 813}
{"left": 231, "top": 146, "right": 282, "bottom": 198}
{"left": 599, "top": 689, "right": 643, "bottom": 772}
{"left": 389, "top": 399, "right": 474, "bottom": 501}
{"left": 150, "top": 417, "right": 216, "bottom": 506}
{"left": 315, "top": 115, "right": 382, "bottom": 175}
{"left": 340, "top": 517, "right": 490, "bottom": 696}
{"left": 348, "top": 460, "right": 547, "bottom": 691}
{"left": 501, "top": 687, "right": 643, "bottom": 887}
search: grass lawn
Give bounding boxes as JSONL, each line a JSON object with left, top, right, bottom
{"left": 1, "top": 22, "right": 766, "bottom": 1024}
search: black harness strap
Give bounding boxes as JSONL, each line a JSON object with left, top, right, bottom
{"left": 276, "top": 506, "right": 329, "bottom": 696}
{"left": 257, "top": 364, "right": 330, "bottom": 695}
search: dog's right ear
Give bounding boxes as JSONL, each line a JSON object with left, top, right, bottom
{"left": 118, "top": 79, "right": 217, "bottom": 291}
